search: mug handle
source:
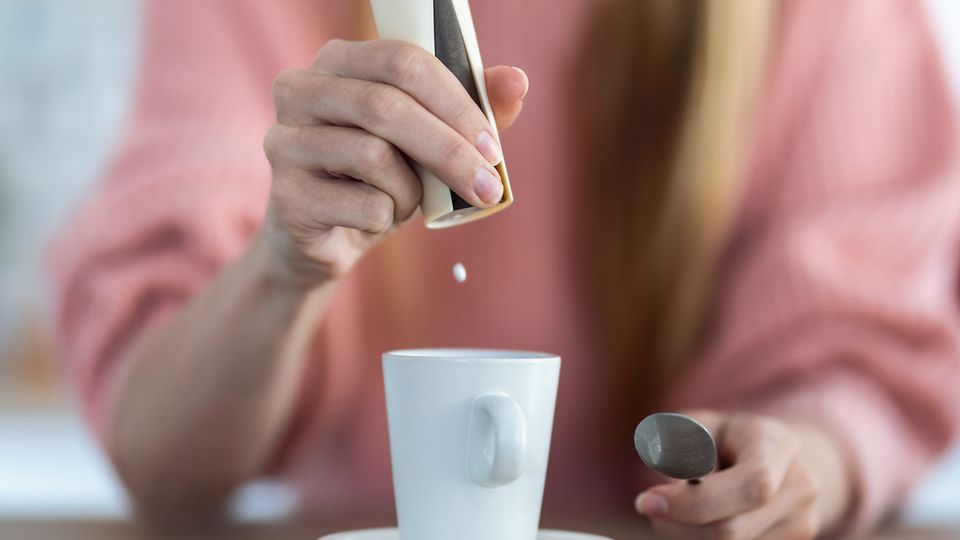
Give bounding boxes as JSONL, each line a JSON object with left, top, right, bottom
{"left": 466, "top": 393, "right": 527, "bottom": 487}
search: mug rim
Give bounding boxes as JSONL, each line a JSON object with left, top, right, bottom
{"left": 383, "top": 348, "right": 559, "bottom": 364}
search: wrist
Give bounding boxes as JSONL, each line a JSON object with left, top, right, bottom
{"left": 249, "top": 226, "right": 334, "bottom": 295}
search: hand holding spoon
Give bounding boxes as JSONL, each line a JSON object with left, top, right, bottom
{"left": 634, "top": 412, "right": 718, "bottom": 482}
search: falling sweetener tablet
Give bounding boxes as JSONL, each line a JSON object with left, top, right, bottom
{"left": 452, "top": 262, "right": 467, "bottom": 283}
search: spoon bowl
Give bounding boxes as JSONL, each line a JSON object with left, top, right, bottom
{"left": 634, "top": 412, "right": 717, "bottom": 480}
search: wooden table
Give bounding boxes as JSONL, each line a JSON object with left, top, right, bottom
{"left": 0, "top": 517, "right": 955, "bottom": 540}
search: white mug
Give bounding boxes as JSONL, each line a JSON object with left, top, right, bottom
{"left": 382, "top": 349, "right": 561, "bottom": 540}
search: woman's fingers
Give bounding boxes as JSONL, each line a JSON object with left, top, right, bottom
{"left": 637, "top": 415, "right": 799, "bottom": 524}
{"left": 315, "top": 39, "right": 503, "bottom": 164}
{"left": 646, "top": 462, "right": 819, "bottom": 540}
{"left": 484, "top": 65, "right": 528, "bottom": 130}
{"left": 263, "top": 38, "right": 527, "bottom": 284}
{"left": 638, "top": 413, "right": 823, "bottom": 540}
{"left": 707, "top": 463, "right": 819, "bottom": 540}
{"left": 273, "top": 70, "right": 502, "bottom": 208}
{"left": 636, "top": 455, "right": 787, "bottom": 524}
{"left": 264, "top": 124, "right": 422, "bottom": 221}
{"left": 271, "top": 171, "right": 398, "bottom": 234}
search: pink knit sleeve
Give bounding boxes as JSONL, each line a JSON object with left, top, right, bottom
{"left": 46, "top": 0, "right": 284, "bottom": 444}
{"left": 670, "top": 0, "right": 960, "bottom": 532}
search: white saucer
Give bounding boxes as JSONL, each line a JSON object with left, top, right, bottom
{"left": 320, "top": 528, "right": 611, "bottom": 540}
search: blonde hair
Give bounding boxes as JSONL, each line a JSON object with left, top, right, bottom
{"left": 576, "top": 1, "right": 774, "bottom": 432}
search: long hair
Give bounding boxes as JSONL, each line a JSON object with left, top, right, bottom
{"left": 575, "top": 1, "right": 773, "bottom": 440}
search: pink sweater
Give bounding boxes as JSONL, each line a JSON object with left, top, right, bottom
{"left": 48, "top": 0, "right": 960, "bottom": 530}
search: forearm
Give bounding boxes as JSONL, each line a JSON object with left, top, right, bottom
{"left": 106, "top": 231, "right": 334, "bottom": 517}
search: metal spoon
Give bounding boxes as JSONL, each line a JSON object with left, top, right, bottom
{"left": 634, "top": 412, "right": 718, "bottom": 482}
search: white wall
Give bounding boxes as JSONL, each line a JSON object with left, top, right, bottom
{"left": 0, "top": 0, "right": 138, "bottom": 353}
{"left": 899, "top": 0, "right": 960, "bottom": 526}
{"left": 927, "top": 0, "right": 960, "bottom": 99}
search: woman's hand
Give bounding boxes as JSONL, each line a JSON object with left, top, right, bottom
{"left": 260, "top": 38, "right": 528, "bottom": 288}
{"left": 636, "top": 411, "right": 852, "bottom": 539}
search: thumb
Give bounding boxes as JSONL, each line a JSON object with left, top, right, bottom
{"left": 484, "top": 65, "right": 528, "bottom": 130}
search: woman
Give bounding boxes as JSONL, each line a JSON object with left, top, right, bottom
{"left": 48, "top": 0, "right": 960, "bottom": 538}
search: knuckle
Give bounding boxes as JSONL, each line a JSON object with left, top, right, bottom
{"left": 359, "top": 189, "right": 395, "bottom": 234}
{"left": 449, "top": 99, "right": 482, "bottom": 132}
{"left": 743, "top": 464, "right": 776, "bottom": 506}
{"left": 355, "top": 136, "right": 396, "bottom": 175}
{"left": 440, "top": 141, "right": 481, "bottom": 189}
{"left": 313, "top": 38, "right": 345, "bottom": 67}
{"left": 798, "top": 465, "right": 821, "bottom": 502}
{"left": 442, "top": 137, "right": 476, "bottom": 172}
{"left": 361, "top": 85, "right": 405, "bottom": 126}
{"left": 272, "top": 69, "right": 301, "bottom": 109}
{"left": 262, "top": 125, "right": 285, "bottom": 163}
{"left": 385, "top": 42, "right": 430, "bottom": 87}
{"left": 395, "top": 176, "right": 423, "bottom": 220}
{"left": 396, "top": 198, "right": 420, "bottom": 222}
{"left": 269, "top": 176, "right": 298, "bottom": 215}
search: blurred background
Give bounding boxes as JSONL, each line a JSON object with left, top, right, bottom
{"left": 0, "top": 0, "right": 959, "bottom": 525}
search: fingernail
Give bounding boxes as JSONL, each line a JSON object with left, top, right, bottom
{"left": 636, "top": 493, "right": 669, "bottom": 516}
{"left": 511, "top": 66, "right": 529, "bottom": 98}
{"left": 473, "top": 166, "right": 503, "bottom": 205}
{"left": 476, "top": 131, "right": 502, "bottom": 165}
